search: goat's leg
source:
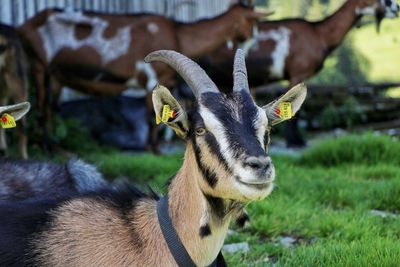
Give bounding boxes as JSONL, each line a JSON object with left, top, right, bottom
{"left": 0, "top": 127, "right": 7, "bottom": 157}
{"left": 145, "top": 92, "right": 160, "bottom": 154}
{"left": 14, "top": 79, "right": 28, "bottom": 159}
{"left": 39, "top": 72, "right": 61, "bottom": 153}
{"left": 16, "top": 117, "right": 28, "bottom": 159}
{"left": 32, "top": 62, "right": 51, "bottom": 151}
{"left": 284, "top": 119, "right": 306, "bottom": 147}
{"left": 0, "top": 96, "right": 8, "bottom": 157}
{"left": 46, "top": 76, "right": 62, "bottom": 146}
{"left": 284, "top": 80, "right": 306, "bottom": 148}
{"left": 9, "top": 74, "right": 28, "bottom": 159}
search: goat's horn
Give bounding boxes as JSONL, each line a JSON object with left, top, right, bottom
{"left": 232, "top": 49, "right": 250, "bottom": 93}
{"left": 144, "top": 50, "right": 218, "bottom": 98}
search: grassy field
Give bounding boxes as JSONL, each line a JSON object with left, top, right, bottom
{"left": 45, "top": 133, "right": 398, "bottom": 266}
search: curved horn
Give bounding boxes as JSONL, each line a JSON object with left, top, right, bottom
{"left": 144, "top": 50, "right": 218, "bottom": 98}
{"left": 232, "top": 49, "right": 250, "bottom": 93}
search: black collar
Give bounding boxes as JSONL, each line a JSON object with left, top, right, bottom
{"left": 157, "top": 196, "right": 227, "bottom": 267}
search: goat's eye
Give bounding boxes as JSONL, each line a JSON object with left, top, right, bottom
{"left": 195, "top": 128, "right": 207, "bottom": 136}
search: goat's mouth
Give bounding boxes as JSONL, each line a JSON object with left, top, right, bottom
{"left": 235, "top": 176, "right": 273, "bottom": 190}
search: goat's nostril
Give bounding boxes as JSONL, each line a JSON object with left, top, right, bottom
{"left": 248, "top": 162, "right": 261, "bottom": 169}
{"left": 244, "top": 156, "right": 271, "bottom": 170}
{"left": 265, "top": 160, "right": 271, "bottom": 169}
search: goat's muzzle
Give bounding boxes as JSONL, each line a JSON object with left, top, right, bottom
{"left": 236, "top": 155, "right": 274, "bottom": 188}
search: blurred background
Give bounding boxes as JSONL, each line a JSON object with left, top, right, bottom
{"left": 1, "top": 0, "right": 399, "bottom": 153}
{"left": 0, "top": 0, "right": 400, "bottom": 265}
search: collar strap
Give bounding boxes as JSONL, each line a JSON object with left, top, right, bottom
{"left": 156, "top": 196, "right": 226, "bottom": 267}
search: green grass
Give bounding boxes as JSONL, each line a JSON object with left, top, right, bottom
{"left": 299, "top": 133, "right": 400, "bottom": 166}
{"left": 85, "top": 152, "right": 182, "bottom": 190}
{"left": 25, "top": 132, "right": 400, "bottom": 266}
{"left": 279, "top": 238, "right": 400, "bottom": 267}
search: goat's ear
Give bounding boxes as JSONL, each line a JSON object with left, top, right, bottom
{"left": 152, "top": 84, "right": 189, "bottom": 139}
{"left": 0, "top": 102, "right": 30, "bottom": 121}
{"left": 262, "top": 83, "right": 307, "bottom": 126}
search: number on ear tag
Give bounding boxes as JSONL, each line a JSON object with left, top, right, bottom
{"left": 0, "top": 113, "right": 16, "bottom": 128}
{"left": 276, "top": 102, "right": 292, "bottom": 120}
{"left": 156, "top": 105, "right": 177, "bottom": 125}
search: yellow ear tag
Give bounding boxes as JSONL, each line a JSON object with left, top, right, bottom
{"left": 1, "top": 113, "right": 16, "bottom": 128}
{"left": 275, "top": 102, "right": 292, "bottom": 120}
{"left": 156, "top": 105, "right": 177, "bottom": 125}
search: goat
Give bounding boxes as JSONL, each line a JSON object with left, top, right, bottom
{"left": 0, "top": 157, "right": 251, "bottom": 227}
{"left": 0, "top": 159, "right": 107, "bottom": 200}
{"left": 202, "top": 0, "right": 399, "bottom": 146}
{"left": 18, "top": 4, "right": 266, "bottom": 152}
{"left": 0, "top": 49, "right": 307, "bottom": 266}
{"left": 0, "top": 24, "right": 30, "bottom": 158}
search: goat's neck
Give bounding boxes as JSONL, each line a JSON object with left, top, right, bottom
{"left": 315, "top": 0, "right": 360, "bottom": 51}
{"left": 167, "top": 143, "right": 233, "bottom": 266}
{"left": 177, "top": 15, "right": 238, "bottom": 59}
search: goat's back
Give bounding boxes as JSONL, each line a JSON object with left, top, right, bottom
{"left": 0, "top": 159, "right": 107, "bottom": 200}
{"left": 0, "top": 183, "right": 158, "bottom": 266}
{"left": 0, "top": 196, "right": 69, "bottom": 266}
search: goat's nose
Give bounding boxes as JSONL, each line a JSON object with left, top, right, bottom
{"left": 244, "top": 156, "right": 271, "bottom": 171}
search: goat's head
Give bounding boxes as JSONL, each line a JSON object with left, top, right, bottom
{"left": 356, "top": 0, "right": 398, "bottom": 14}
{"left": 227, "top": 4, "right": 269, "bottom": 42}
{"left": 380, "top": 0, "right": 400, "bottom": 17}
{"left": 145, "top": 50, "right": 306, "bottom": 202}
{"left": 356, "top": 0, "right": 399, "bottom": 31}
{"left": 376, "top": 0, "right": 399, "bottom": 31}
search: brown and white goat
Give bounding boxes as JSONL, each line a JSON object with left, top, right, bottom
{"left": 0, "top": 24, "right": 30, "bottom": 158}
{"left": 203, "top": 0, "right": 399, "bottom": 146}
{"left": 18, "top": 4, "right": 265, "bottom": 151}
{"left": 0, "top": 50, "right": 306, "bottom": 266}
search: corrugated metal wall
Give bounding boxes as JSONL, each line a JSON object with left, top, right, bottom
{"left": 0, "top": 0, "right": 234, "bottom": 25}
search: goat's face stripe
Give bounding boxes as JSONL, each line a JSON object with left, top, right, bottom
{"left": 200, "top": 91, "right": 265, "bottom": 158}
{"left": 204, "top": 133, "right": 230, "bottom": 172}
{"left": 193, "top": 137, "right": 218, "bottom": 188}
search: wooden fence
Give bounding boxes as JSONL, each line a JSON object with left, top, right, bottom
{"left": 256, "top": 83, "right": 400, "bottom": 132}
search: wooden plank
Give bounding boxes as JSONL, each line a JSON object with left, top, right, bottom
{"left": 353, "top": 119, "right": 400, "bottom": 131}
{"left": 255, "top": 83, "right": 400, "bottom": 96}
